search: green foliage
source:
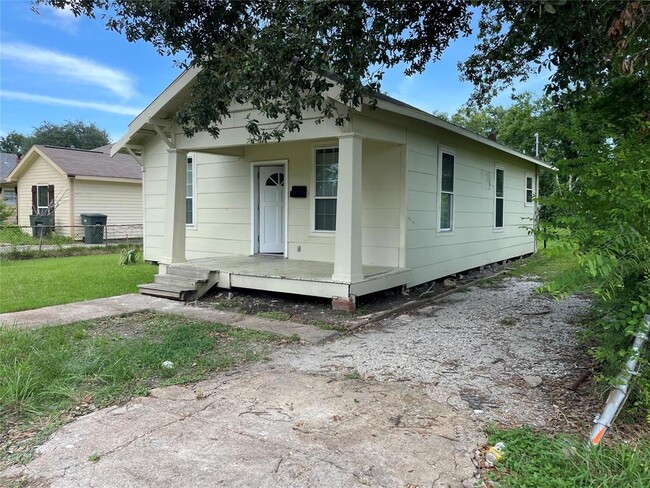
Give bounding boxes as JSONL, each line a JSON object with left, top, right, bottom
{"left": 485, "top": 427, "right": 650, "bottom": 488}
{"left": 1, "top": 121, "right": 110, "bottom": 154}
{"left": 37, "top": 0, "right": 472, "bottom": 142}
{"left": 0, "top": 200, "right": 15, "bottom": 224}
{"left": 0, "top": 131, "right": 28, "bottom": 154}
{"left": 0, "top": 253, "right": 156, "bottom": 313}
{"left": 118, "top": 248, "right": 140, "bottom": 265}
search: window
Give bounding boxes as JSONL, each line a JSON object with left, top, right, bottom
{"left": 3, "top": 188, "right": 16, "bottom": 206}
{"left": 186, "top": 156, "right": 194, "bottom": 225}
{"left": 439, "top": 150, "right": 455, "bottom": 231}
{"left": 36, "top": 185, "right": 50, "bottom": 215}
{"left": 314, "top": 147, "right": 338, "bottom": 231}
{"left": 495, "top": 167, "right": 504, "bottom": 229}
{"left": 525, "top": 173, "right": 534, "bottom": 205}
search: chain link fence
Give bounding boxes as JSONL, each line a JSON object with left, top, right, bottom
{"left": 0, "top": 224, "right": 143, "bottom": 251}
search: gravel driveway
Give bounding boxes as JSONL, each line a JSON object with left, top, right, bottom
{"left": 2, "top": 276, "right": 591, "bottom": 488}
{"left": 270, "top": 276, "right": 592, "bottom": 428}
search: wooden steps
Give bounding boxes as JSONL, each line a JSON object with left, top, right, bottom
{"left": 138, "top": 264, "right": 218, "bottom": 301}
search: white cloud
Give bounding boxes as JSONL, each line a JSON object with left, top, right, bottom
{"left": 0, "top": 42, "right": 136, "bottom": 100}
{"left": 37, "top": 5, "right": 81, "bottom": 33}
{"left": 0, "top": 90, "right": 142, "bottom": 116}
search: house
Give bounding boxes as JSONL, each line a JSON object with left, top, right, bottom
{"left": 7, "top": 144, "right": 142, "bottom": 237}
{"left": 112, "top": 69, "right": 551, "bottom": 310}
{"left": 0, "top": 152, "right": 19, "bottom": 223}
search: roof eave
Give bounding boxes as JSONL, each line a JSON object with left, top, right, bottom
{"left": 111, "top": 66, "right": 200, "bottom": 157}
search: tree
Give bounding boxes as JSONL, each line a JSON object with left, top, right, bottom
{"left": 0, "top": 131, "right": 29, "bottom": 154}
{"left": 29, "top": 121, "right": 111, "bottom": 150}
{"left": 0, "top": 121, "right": 111, "bottom": 154}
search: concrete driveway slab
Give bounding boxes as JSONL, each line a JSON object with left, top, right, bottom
{"left": 2, "top": 371, "right": 476, "bottom": 488}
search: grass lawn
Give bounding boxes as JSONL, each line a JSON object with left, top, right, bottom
{"left": 0, "top": 225, "right": 74, "bottom": 246}
{"left": 509, "top": 240, "right": 578, "bottom": 281}
{"left": 0, "top": 253, "right": 157, "bottom": 313}
{"left": 483, "top": 427, "right": 650, "bottom": 487}
{"left": 0, "top": 312, "right": 296, "bottom": 467}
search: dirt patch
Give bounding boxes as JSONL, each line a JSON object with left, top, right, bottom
{"left": 198, "top": 261, "right": 511, "bottom": 330}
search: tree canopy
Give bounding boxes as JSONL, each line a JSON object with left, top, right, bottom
{"left": 36, "top": 1, "right": 648, "bottom": 142}
{"left": 0, "top": 120, "right": 111, "bottom": 154}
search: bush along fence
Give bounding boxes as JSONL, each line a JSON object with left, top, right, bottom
{"left": 0, "top": 224, "right": 143, "bottom": 251}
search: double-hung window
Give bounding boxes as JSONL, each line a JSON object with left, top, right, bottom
{"left": 495, "top": 167, "right": 504, "bottom": 229}
{"left": 525, "top": 173, "right": 534, "bottom": 205}
{"left": 439, "top": 150, "right": 455, "bottom": 231}
{"left": 186, "top": 156, "right": 195, "bottom": 225}
{"left": 36, "top": 185, "right": 50, "bottom": 215}
{"left": 314, "top": 147, "right": 338, "bottom": 231}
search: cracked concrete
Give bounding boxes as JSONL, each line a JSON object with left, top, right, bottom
{"left": 2, "top": 371, "right": 477, "bottom": 487}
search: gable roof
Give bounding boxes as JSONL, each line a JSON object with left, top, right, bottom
{"left": 8, "top": 144, "right": 141, "bottom": 182}
{"left": 111, "top": 67, "right": 554, "bottom": 170}
{"left": 1, "top": 153, "right": 18, "bottom": 182}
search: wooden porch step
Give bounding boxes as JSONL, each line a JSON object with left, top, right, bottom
{"left": 138, "top": 283, "right": 196, "bottom": 301}
{"left": 154, "top": 274, "right": 206, "bottom": 289}
{"left": 167, "top": 265, "right": 212, "bottom": 280}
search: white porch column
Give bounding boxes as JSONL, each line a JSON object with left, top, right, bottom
{"left": 332, "top": 134, "right": 364, "bottom": 283}
{"left": 161, "top": 149, "right": 188, "bottom": 265}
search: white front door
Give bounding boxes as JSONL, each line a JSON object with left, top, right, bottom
{"left": 258, "top": 165, "right": 285, "bottom": 254}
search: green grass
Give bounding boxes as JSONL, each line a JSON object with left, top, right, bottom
{"left": 0, "top": 312, "right": 294, "bottom": 467}
{"left": 0, "top": 225, "right": 74, "bottom": 246}
{"left": 508, "top": 240, "right": 579, "bottom": 282}
{"left": 257, "top": 311, "right": 292, "bottom": 321}
{"left": 0, "top": 253, "right": 157, "bottom": 313}
{"left": 485, "top": 427, "right": 650, "bottom": 487}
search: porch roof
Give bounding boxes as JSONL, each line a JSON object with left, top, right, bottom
{"left": 110, "top": 68, "right": 554, "bottom": 170}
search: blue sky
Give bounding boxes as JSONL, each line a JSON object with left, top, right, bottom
{"left": 0, "top": 1, "right": 549, "bottom": 144}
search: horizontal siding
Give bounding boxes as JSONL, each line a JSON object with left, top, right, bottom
{"left": 404, "top": 122, "right": 536, "bottom": 287}
{"left": 15, "top": 156, "right": 71, "bottom": 233}
{"left": 74, "top": 180, "right": 142, "bottom": 225}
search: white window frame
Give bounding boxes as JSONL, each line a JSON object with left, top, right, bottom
{"left": 185, "top": 155, "right": 197, "bottom": 228}
{"left": 437, "top": 147, "right": 455, "bottom": 233}
{"left": 494, "top": 165, "right": 505, "bottom": 231}
{"left": 36, "top": 184, "right": 50, "bottom": 215}
{"left": 524, "top": 172, "right": 534, "bottom": 206}
{"left": 312, "top": 146, "right": 339, "bottom": 233}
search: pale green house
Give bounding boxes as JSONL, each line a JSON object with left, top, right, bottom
{"left": 113, "top": 69, "right": 551, "bottom": 310}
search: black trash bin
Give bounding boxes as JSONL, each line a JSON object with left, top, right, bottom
{"left": 81, "top": 213, "right": 107, "bottom": 244}
{"left": 30, "top": 214, "right": 54, "bottom": 238}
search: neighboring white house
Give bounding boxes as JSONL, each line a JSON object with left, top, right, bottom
{"left": 112, "top": 68, "right": 551, "bottom": 309}
{"left": 7, "top": 144, "right": 142, "bottom": 238}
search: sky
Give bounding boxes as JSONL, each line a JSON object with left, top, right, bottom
{"left": 0, "top": 1, "right": 550, "bottom": 144}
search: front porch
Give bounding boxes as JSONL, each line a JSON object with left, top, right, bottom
{"left": 173, "top": 255, "right": 410, "bottom": 300}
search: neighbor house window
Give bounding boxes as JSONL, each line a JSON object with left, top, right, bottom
{"left": 3, "top": 188, "right": 16, "bottom": 206}
{"left": 525, "top": 173, "right": 534, "bottom": 205}
{"left": 438, "top": 150, "right": 455, "bottom": 231}
{"left": 36, "top": 185, "right": 50, "bottom": 215}
{"left": 186, "top": 156, "right": 194, "bottom": 225}
{"left": 495, "top": 167, "right": 504, "bottom": 229}
{"left": 314, "top": 147, "right": 338, "bottom": 231}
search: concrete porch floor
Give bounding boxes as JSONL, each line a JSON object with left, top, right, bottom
{"left": 174, "top": 255, "right": 410, "bottom": 299}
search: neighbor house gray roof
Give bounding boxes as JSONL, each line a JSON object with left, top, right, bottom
{"left": 0, "top": 152, "right": 18, "bottom": 182}
{"left": 36, "top": 144, "right": 141, "bottom": 180}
